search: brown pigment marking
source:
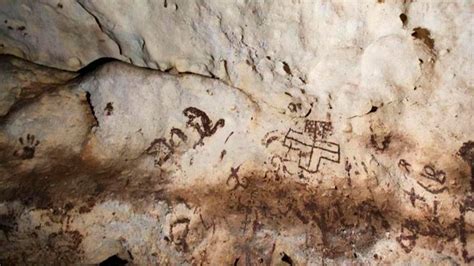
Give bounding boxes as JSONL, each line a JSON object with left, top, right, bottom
{"left": 459, "top": 197, "right": 474, "bottom": 263}
{"left": 344, "top": 159, "right": 352, "bottom": 186}
{"left": 398, "top": 159, "right": 411, "bottom": 173}
{"left": 146, "top": 138, "right": 173, "bottom": 166}
{"left": 400, "top": 13, "right": 408, "bottom": 26}
{"left": 420, "top": 165, "right": 446, "bottom": 184}
{"left": 226, "top": 166, "right": 249, "bottom": 191}
{"left": 283, "top": 127, "right": 340, "bottom": 174}
{"left": 265, "top": 136, "right": 279, "bottom": 147}
{"left": 404, "top": 187, "right": 425, "bottom": 207}
{"left": 2, "top": 131, "right": 472, "bottom": 263}
{"left": 288, "top": 102, "right": 301, "bottom": 113}
{"left": 369, "top": 133, "right": 391, "bottom": 152}
{"left": 170, "top": 127, "right": 187, "bottom": 146}
{"left": 169, "top": 217, "right": 190, "bottom": 252}
{"left": 45, "top": 230, "right": 84, "bottom": 261}
{"left": 104, "top": 102, "right": 113, "bottom": 115}
{"left": 78, "top": 205, "right": 92, "bottom": 214}
{"left": 416, "top": 181, "right": 447, "bottom": 194}
{"left": 13, "top": 133, "right": 40, "bottom": 160}
{"left": 282, "top": 62, "right": 292, "bottom": 76}
{"left": 225, "top": 131, "right": 234, "bottom": 144}
{"left": 458, "top": 141, "right": 474, "bottom": 191}
{"left": 199, "top": 213, "right": 215, "bottom": 233}
{"left": 183, "top": 107, "right": 225, "bottom": 147}
{"left": 412, "top": 27, "right": 435, "bottom": 50}
{"left": 396, "top": 232, "right": 417, "bottom": 253}
{"left": 168, "top": 168, "right": 395, "bottom": 259}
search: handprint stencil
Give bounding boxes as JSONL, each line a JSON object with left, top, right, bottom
{"left": 13, "top": 134, "right": 40, "bottom": 160}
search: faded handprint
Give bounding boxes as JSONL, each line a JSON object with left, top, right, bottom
{"left": 13, "top": 134, "right": 40, "bottom": 160}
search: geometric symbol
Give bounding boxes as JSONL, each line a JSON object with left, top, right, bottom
{"left": 283, "top": 128, "right": 340, "bottom": 173}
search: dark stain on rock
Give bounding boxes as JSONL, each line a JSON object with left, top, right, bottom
{"left": 370, "top": 134, "right": 392, "bottom": 152}
{"left": 412, "top": 27, "right": 435, "bottom": 50}
{"left": 0, "top": 214, "right": 17, "bottom": 241}
{"left": 459, "top": 197, "right": 474, "bottom": 263}
{"left": 46, "top": 230, "right": 83, "bottom": 262}
{"left": 281, "top": 252, "right": 293, "bottom": 265}
{"left": 265, "top": 136, "right": 279, "bottom": 147}
{"left": 400, "top": 13, "right": 408, "bottom": 26}
{"left": 13, "top": 133, "right": 40, "bottom": 160}
{"left": 104, "top": 102, "right": 113, "bottom": 116}
{"left": 169, "top": 167, "right": 394, "bottom": 260}
{"left": 183, "top": 106, "right": 225, "bottom": 148}
{"left": 78, "top": 205, "right": 92, "bottom": 214}
{"left": 282, "top": 62, "right": 292, "bottom": 76}
{"left": 458, "top": 141, "right": 474, "bottom": 191}
{"left": 170, "top": 217, "right": 190, "bottom": 252}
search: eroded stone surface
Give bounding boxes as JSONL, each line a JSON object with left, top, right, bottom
{"left": 0, "top": 55, "right": 77, "bottom": 116}
{"left": 0, "top": 55, "right": 471, "bottom": 265}
{"left": 0, "top": 0, "right": 473, "bottom": 265}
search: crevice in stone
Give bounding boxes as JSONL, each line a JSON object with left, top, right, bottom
{"left": 78, "top": 57, "right": 115, "bottom": 77}
{"left": 85, "top": 91, "right": 99, "bottom": 127}
{"left": 162, "top": 66, "right": 261, "bottom": 112}
{"left": 76, "top": 1, "right": 128, "bottom": 61}
{"left": 347, "top": 100, "right": 398, "bottom": 120}
{"left": 367, "top": 105, "right": 379, "bottom": 114}
{"left": 99, "top": 254, "right": 128, "bottom": 266}
{"left": 281, "top": 252, "right": 293, "bottom": 265}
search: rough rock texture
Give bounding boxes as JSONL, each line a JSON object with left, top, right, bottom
{"left": 0, "top": 0, "right": 473, "bottom": 265}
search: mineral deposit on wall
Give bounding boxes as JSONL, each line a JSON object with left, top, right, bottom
{"left": 0, "top": 0, "right": 473, "bottom": 265}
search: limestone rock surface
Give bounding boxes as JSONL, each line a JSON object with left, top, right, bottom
{"left": 0, "top": 0, "right": 473, "bottom": 265}
{"left": 0, "top": 55, "right": 76, "bottom": 116}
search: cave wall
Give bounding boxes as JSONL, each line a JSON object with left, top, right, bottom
{"left": 0, "top": 0, "right": 473, "bottom": 265}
